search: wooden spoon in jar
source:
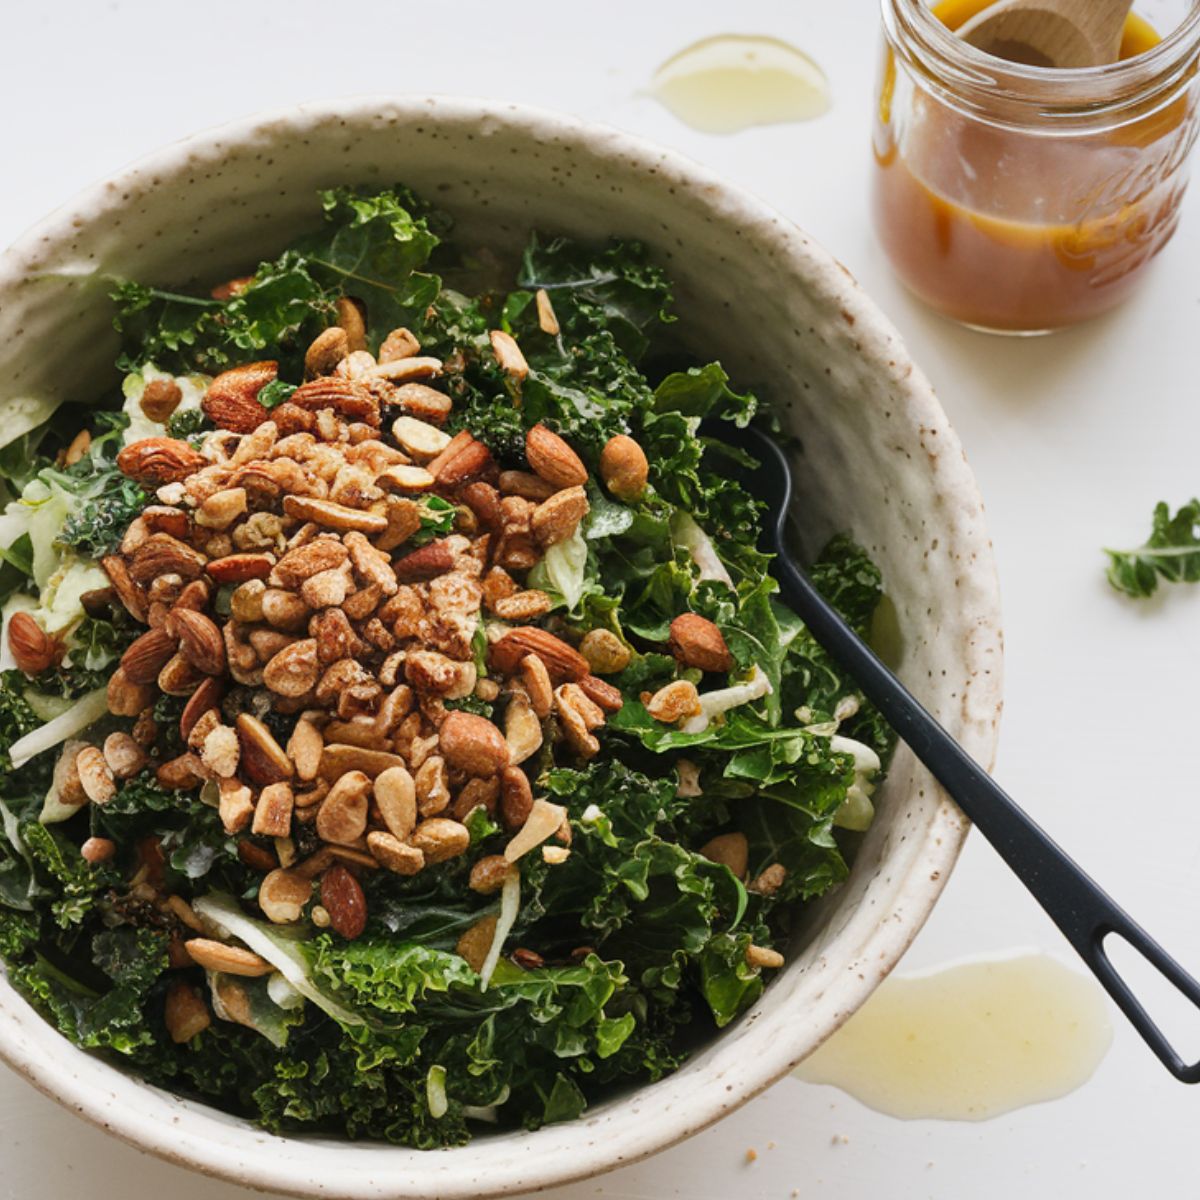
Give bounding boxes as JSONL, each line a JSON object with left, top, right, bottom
{"left": 958, "top": 0, "right": 1135, "bottom": 67}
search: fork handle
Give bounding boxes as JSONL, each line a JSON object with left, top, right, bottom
{"left": 774, "top": 551, "right": 1200, "bottom": 1082}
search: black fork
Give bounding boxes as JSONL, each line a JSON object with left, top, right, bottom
{"left": 712, "top": 420, "right": 1200, "bottom": 1083}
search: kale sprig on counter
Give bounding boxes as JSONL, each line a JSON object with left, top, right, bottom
{"left": 0, "top": 185, "right": 896, "bottom": 1146}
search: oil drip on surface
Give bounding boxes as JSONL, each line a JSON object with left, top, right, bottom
{"left": 793, "top": 953, "right": 1112, "bottom": 1120}
{"left": 649, "top": 35, "right": 830, "bottom": 134}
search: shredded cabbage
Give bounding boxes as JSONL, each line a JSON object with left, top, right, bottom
{"left": 680, "top": 665, "right": 772, "bottom": 734}
{"left": 479, "top": 869, "right": 521, "bottom": 990}
{"left": 9, "top": 688, "right": 108, "bottom": 769}
{"left": 191, "top": 893, "right": 363, "bottom": 1026}
{"left": 829, "top": 734, "right": 882, "bottom": 832}
{"left": 426, "top": 1064, "right": 449, "bottom": 1119}
{"left": 671, "top": 511, "right": 733, "bottom": 589}
{"left": 529, "top": 526, "right": 588, "bottom": 611}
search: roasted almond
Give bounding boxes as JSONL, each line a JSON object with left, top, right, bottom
{"left": 7, "top": 612, "right": 60, "bottom": 674}
{"left": 236, "top": 713, "right": 294, "bottom": 785}
{"left": 525, "top": 424, "right": 587, "bottom": 488}
{"left": 120, "top": 627, "right": 177, "bottom": 685}
{"left": 578, "top": 673, "right": 624, "bottom": 713}
{"left": 531, "top": 485, "right": 589, "bottom": 548}
{"left": 140, "top": 378, "right": 183, "bottom": 423}
{"left": 167, "top": 608, "right": 226, "bottom": 675}
{"left": 439, "top": 711, "right": 510, "bottom": 777}
{"left": 498, "top": 470, "right": 556, "bottom": 501}
{"left": 699, "top": 831, "right": 749, "bottom": 879}
{"left": 434, "top": 438, "right": 493, "bottom": 487}
{"left": 599, "top": 434, "right": 649, "bottom": 501}
{"left": 206, "top": 552, "right": 275, "bottom": 585}
{"left": 669, "top": 613, "right": 734, "bottom": 673}
{"left": 203, "top": 361, "right": 277, "bottom": 433}
{"left": 490, "top": 626, "right": 588, "bottom": 682}
{"left": 101, "top": 556, "right": 148, "bottom": 623}
{"left": 320, "top": 864, "right": 368, "bottom": 940}
{"left": 425, "top": 430, "right": 474, "bottom": 477}
{"left": 129, "top": 533, "right": 207, "bottom": 583}
{"left": 335, "top": 297, "right": 368, "bottom": 352}
{"left": 117, "top": 437, "right": 206, "bottom": 485}
{"left": 393, "top": 382, "right": 452, "bottom": 425}
{"left": 393, "top": 539, "right": 456, "bottom": 582}
{"left": 107, "top": 666, "right": 156, "bottom": 717}
{"left": 179, "top": 676, "right": 224, "bottom": 740}
{"left": 500, "top": 766, "right": 534, "bottom": 830}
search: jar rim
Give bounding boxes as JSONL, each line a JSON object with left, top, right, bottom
{"left": 884, "top": 0, "right": 1200, "bottom": 120}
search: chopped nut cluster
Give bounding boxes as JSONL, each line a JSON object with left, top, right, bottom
{"left": 51, "top": 321, "right": 675, "bottom": 941}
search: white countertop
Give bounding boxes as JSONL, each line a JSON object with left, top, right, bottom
{"left": 3, "top": 1, "right": 1198, "bottom": 1195}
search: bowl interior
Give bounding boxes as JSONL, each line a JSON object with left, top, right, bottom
{"left": 0, "top": 98, "right": 1002, "bottom": 1199}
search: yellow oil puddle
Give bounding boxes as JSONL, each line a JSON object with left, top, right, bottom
{"left": 649, "top": 34, "right": 830, "bottom": 134}
{"left": 794, "top": 953, "right": 1112, "bottom": 1120}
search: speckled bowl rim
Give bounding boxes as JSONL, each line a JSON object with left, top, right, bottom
{"left": 0, "top": 96, "right": 1001, "bottom": 1199}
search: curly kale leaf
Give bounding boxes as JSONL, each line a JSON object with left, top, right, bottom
{"left": 809, "top": 534, "right": 884, "bottom": 636}
{"left": 0, "top": 672, "right": 43, "bottom": 770}
{"left": 92, "top": 926, "right": 170, "bottom": 992}
{"left": 1105, "top": 499, "right": 1200, "bottom": 599}
{"left": 111, "top": 186, "right": 444, "bottom": 377}
{"left": 517, "top": 234, "right": 673, "bottom": 360}
{"left": 652, "top": 362, "right": 757, "bottom": 427}
{"left": 20, "top": 822, "right": 114, "bottom": 928}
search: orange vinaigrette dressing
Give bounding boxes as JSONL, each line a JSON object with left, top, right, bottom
{"left": 873, "top": 2, "right": 1186, "bottom": 331}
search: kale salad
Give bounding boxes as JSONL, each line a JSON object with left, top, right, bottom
{"left": 0, "top": 186, "right": 895, "bottom": 1146}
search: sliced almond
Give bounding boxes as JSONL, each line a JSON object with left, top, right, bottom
{"left": 184, "top": 938, "right": 273, "bottom": 977}
{"left": 377, "top": 464, "right": 436, "bottom": 493}
{"left": 374, "top": 766, "right": 417, "bottom": 841}
{"left": 504, "top": 799, "right": 568, "bottom": 863}
{"left": 392, "top": 416, "right": 451, "bottom": 462}
{"left": 287, "top": 718, "right": 324, "bottom": 782}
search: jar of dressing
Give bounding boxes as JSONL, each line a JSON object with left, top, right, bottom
{"left": 872, "top": 0, "right": 1200, "bottom": 334}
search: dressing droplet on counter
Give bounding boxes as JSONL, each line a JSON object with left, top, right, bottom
{"left": 649, "top": 35, "right": 830, "bottom": 134}
{"left": 794, "top": 953, "right": 1112, "bottom": 1120}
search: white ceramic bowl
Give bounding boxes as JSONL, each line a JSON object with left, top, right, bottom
{"left": 0, "top": 98, "right": 1002, "bottom": 1198}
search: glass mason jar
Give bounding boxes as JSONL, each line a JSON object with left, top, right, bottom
{"left": 872, "top": 0, "right": 1200, "bottom": 334}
